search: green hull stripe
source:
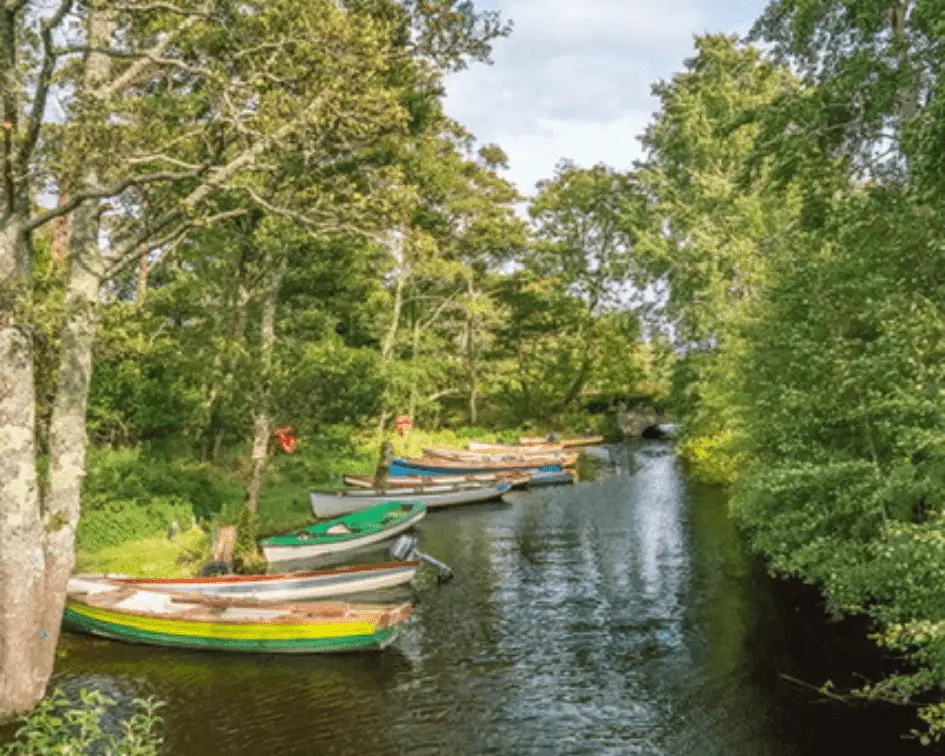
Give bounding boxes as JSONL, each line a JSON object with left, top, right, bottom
{"left": 63, "top": 609, "right": 397, "bottom": 653}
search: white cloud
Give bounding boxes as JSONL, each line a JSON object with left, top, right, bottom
{"left": 444, "top": 0, "right": 769, "bottom": 195}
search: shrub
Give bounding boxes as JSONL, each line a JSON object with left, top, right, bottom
{"left": 0, "top": 689, "right": 163, "bottom": 756}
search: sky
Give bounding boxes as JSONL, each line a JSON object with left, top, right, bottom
{"left": 443, "top": 0, "right": 770, "bottom": 196}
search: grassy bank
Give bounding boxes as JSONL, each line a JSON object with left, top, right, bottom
{"left": 74, "top": 425, "right": 570, "bottom": 576}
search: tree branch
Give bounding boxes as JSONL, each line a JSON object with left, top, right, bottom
{"left": 112, "top": 1, "right": 214, "bottom": 15}
{"left": 97, "top": 5, "right": 211, "bottom": 100}
{"left": 18, "top": 0, "right": 75, "bottom": 176}
{"left": 126, "top": 153, "right": 207, "bottom": 171}
{"left": 24, "top": 169, "right": 205, "bottom": 231}
{"left": 103, "top": 207, "right": 247, "bottom": 279}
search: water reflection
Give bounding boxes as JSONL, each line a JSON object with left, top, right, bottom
{"left": 20, "top": 442, "right": 927, "bottom": 755}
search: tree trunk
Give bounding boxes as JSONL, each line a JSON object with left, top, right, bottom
{"left": 407, "top": 317, "right": 420, "bottom": 419}
{"left": 209, "top": 282, "right": 250, "bottom": 461}
{"left": 466, "top": 280, "right": 478, "bottom": 425}
{"left": 381, "top": 230, "right": 406, "bottom": 361}
{"left": 34, "top": 4, "right": 115, "bottom": 701}
{"left": 0, "top": 220, "right": 50, "bottom": 717}
{"left": 382, "top": 272, "right": 404, "bottom": 361}
{"left": 136, "top": 248, "right": 148, "bottom": 305}
{"left": 245, "top": 258, "right": 286, "bottom": 514}
{"left": 40, "top": 199, "right": 103, "bottom": 682}
{"left": 891, "top": 2, "right": 920, "bottom": 124}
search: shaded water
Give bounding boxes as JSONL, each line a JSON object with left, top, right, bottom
{"left": 31, "top": 443, "right": 930, "bottom": 753}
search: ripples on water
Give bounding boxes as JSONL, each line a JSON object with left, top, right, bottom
{"left": 32, "top": 442, "right": 931, "bottom": 755}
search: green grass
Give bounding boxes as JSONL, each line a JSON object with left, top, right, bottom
{"left": 75, "top": 526, "right": 210, "bottom": 578}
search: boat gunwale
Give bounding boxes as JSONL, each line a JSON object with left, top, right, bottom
{"left": 85, "top": 560, "right": 421, "bottom": 586}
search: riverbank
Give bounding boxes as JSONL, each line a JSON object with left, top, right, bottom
{"left": 73, "top": 425, "right": 587, "bottom": 577}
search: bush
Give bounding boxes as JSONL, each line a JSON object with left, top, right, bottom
{"left": 77, "top": 446, "right": 244, "bottom": 552}
{"left": 0, "top": 689, "right": 163, "bottom": 755}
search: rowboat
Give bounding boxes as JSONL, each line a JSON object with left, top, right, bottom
{"left": 65, "top": 578, "right": 411, "bottom": 653}
{"left": 74, "top": 561, "right": 420, "bottom": 602}
{"left": 525, "top": 470, "right": 576, "bottom": 486}
{"left": 344, "top": 471, "right": 530, "bottom": 489}
{"left": 422, "top": 447, "right": 579, "bottom": 466}
{"left": 260, "top": 502, "right": 426, "bottom": 563}
{"left": 466, "top": 441, "right": 564, "bottom": 453}
{"left": 310, "top": 483, "right": 510, "bottom": 519}
{"left": 393, "top": 457, "right": 569, "bottom": 474}
{"left": 520, "top": 435, "right": 605, "bottom": 447}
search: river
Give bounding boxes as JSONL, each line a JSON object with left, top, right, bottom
{"left": 26, "top": 441, "right": 933, "bottom": 754}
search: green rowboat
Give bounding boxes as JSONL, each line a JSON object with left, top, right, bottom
{"left": 65, "top": 578, "right": 411, "bottom": 654}
{"left": 260, "top": 501, "right": 426, "bottom": 563}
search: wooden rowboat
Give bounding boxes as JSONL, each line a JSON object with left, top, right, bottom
{"left": 393, "top": 456, "right": 570, "bottom": 474}
{"left": 343, "top": 471, "right": 530, "bottom": 489}
{"left": 423, "top": 447, "right": 579, "bottom": 465}
{"left": 520, "top": 435, "right": 605, "bottom": 447}
{"left": 310, "top": 483, "right": 510, "bottom": 519}
{"left": 74, "top": 561, "right": 420, "bottom": 602}
{"left": 65, "top": 578, "right": 411, "bottom": 653}
{"left": 466, "top": 441, "right": 563, "bottom": 453}
{"left": 260, "top": 502, "right": 426, "bottom": 563}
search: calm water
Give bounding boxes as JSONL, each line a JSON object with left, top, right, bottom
{"left": 29, "top": 443, "right": 932, "bottom": 754}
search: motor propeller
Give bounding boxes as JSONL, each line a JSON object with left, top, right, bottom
{"left": 389, "top": 535, "right": 454, "bottom": 582}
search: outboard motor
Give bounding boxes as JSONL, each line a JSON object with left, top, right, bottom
{"left": 389, "top": 535, "right": 454, "bottom": 582}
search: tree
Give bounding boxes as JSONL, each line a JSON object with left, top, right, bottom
{"left": 523, "top": 161, "right": 644, "bottom": 411}
{"left": 0, "top": 0, "right": 509, "bottom": 716}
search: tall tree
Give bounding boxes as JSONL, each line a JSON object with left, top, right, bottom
{"left": 0, "top": 0, "right": 510, "bottom": 715}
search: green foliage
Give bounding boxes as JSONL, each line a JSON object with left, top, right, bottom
{"left": 638, "top": 22, "right": 945, "bottom": 745}
{"left": 77, "top": 447, "right": 243, "bottom": 551}
{"left": 0, "top": 689, "right": 163, "bottom": 756}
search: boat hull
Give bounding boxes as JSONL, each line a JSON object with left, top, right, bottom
{"left": 343, "top": 472, "right": 529, "bottom": 489}
{"left": 393, "top": 458, "right": 566, "bottom": 475}
{"left": 63, "top": 603, "right": 400, "bottom": 653}
{"left": 261, "top": 505, "right": 426, "bottom": 563}
{"left": 520, "top": 435, "right": 605, "bottom": 447}
{"left": 63, "top": 580, "right": 411, "bottom": 654}
{"left": 527, "top": 471, "right": 576, "bottom": 486}
{"left": 423, "top": 448, "right": 578, "bottom": 465}
{"left": 84, "top": 561, "right": 420, "bottom": 602}
{"left": 311, "top": 485, "right": 507, "bottom": 519}
{"left": 466, "top": 441, "right": 563, "bottom": 453}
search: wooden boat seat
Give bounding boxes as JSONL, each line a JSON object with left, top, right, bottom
{"left": 325, "top": 524, "right": 355, "bottom": 535}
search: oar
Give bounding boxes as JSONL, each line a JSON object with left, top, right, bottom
{"left": 389, "top": 535, "right": 454, "bottom": 582}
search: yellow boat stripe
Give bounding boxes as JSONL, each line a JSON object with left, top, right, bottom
{"left": 67, "top": 602, "right": 377, "bottom": 640}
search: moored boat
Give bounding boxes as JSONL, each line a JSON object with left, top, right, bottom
{"left": 422, "top": 447, "right": 578, "bottom": 466}
{"left": 393, "top": 457, "right": 569, "bottom": 474}
{"left": 343, "top": 471, "right": 530, "bottom": 489}
{"left": 74, "top": 560, "right": 420, "bottom": 602}
{"left": 466, "top": 440, "right": 563, "bottom": 453}
{"left": 260, "top": 502, "right": 426, "bottom": 563}
{"left": 65, "top": 578, "right": 411, "bottom": 653}
{"left": 520, "top": 435, "right": 605, "bottom": 447}
{"left": 526, "top": 470, "right": 576, "bottom": 486}
{"left": 310, "top": 483, "right": 510, "bottom": 519}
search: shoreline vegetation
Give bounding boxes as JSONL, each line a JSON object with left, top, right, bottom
{"left": 70, "top": 427, "right": 604, "bottom": 580}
